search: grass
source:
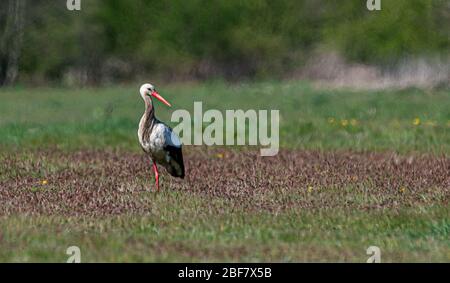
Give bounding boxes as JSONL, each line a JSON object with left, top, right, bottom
{"left": 0, "top": 81, "right": 449, "bottom": 153}
{"left": 0, "top": 81, "right": 449, "bottom": 262}
{"left": 1, "top": 200, "right": 448, "bottom": 262}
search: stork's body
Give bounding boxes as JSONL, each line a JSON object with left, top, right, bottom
{"left": 138, "top": 83, "right": 184, "bottom": 190}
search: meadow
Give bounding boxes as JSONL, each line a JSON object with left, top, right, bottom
{"left": 0, "top": 81, "right": 449, "bottom": 262}
{"left": 1, "top": 81, "right": 449, "bottom": 152}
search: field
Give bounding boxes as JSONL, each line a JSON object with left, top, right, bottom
{"left": 0, "top": 81, "right": 449, "bottom": 262}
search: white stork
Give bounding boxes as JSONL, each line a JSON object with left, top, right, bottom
{"left": 137, "top": 83, "right": 185, "bottom": 191}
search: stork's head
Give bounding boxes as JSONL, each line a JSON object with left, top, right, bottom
{"left": 139, "top": 83, "right": 171, "bottom": 107}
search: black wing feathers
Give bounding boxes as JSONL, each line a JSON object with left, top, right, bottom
{"left": 163, "top": 145, "right": 185, "bottom": 178}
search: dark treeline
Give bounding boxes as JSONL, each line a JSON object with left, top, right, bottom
{"left": 0, "top": 0, "right": 448, "bottom": 85}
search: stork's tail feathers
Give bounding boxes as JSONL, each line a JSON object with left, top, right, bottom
{"left": 163, "top": 145, "right": 185, "bottom": 179}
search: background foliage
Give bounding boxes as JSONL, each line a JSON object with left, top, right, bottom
{"left": 0, "top": 0, "right": 448, "bottom": 84}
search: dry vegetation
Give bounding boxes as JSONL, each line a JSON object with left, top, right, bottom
{"left": 1, "top": 148, "right": 448, "bottom": 216}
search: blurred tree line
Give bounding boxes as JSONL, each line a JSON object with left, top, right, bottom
{"left": 0, "top": 0, "right": 448, "bottom": 85}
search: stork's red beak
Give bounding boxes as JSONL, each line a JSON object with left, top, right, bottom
{"left": 151, "top": 91, "right": 171, "bottom": 107}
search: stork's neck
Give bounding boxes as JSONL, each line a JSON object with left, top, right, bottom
{"left": 142, "top": 96, "right": 157, "bottom": 129}
{"left": 144, "top": 96, "right": 155, "bottom": 120}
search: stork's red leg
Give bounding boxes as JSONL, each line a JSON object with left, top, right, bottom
{"left": 152, "top": 161, "right": 159, "bottom": 191}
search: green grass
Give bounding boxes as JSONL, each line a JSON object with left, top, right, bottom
{"left": 0, "top": 81, "right": 449, "bottom": 153}
{"left": 0, "top": 81, "right": 449, "bottom": 262}
{"left": 1, "top": 195, "right": 448, "bottom": 262}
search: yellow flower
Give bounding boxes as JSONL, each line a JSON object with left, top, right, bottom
{"left": 412, "top": 118, "right": 420, "bottom": 126}
{"left": 215, "top": 153, "right": 224, "bottom": 158}
{"left": 307, "top": 186, "right": 313, "bottom": 193}
{"left": 341, "top": 119, "right": 349, "bottom": 127}
{"left": 41, "top": 180, "right": 48, "bottom": 185}
{"left": 399, "top": 187, "right": 406, "bottom": 193}
{"left": 350, "top": 119, "right": 358, "bottom": 126}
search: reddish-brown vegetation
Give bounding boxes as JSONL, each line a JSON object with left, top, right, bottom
{"left": 1, "top": 148, "right": 448, "bottom": 216}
